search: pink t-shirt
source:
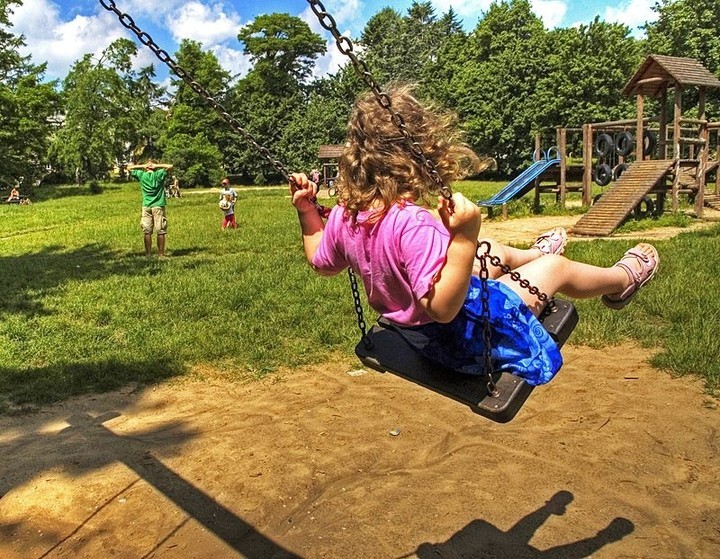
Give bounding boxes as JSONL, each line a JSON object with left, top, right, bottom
{"left": 312, "top": 202, "right": 449, "bottom": 326}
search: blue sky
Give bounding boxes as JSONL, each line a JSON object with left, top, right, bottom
{"left": 8, "top": 0, "right": 659, "bottom": 84}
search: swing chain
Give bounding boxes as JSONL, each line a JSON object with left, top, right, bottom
{"left": 348, "top": 268, "right": 372, "bottom": 349}
{"left": 307, "top": 0, "right": 555, "bottom": 308}
{"left": 98, "top": 0, "right": 291, "bottom": 182}
{"left": 476, "top": 243, "right": 556, "bottom": 310}
{"left": 104, "top": 0, "right": 557, "bottom": 366}
{"left": 477, "top": 242, "right": 498, "bottom": 396}
{"left": 306, "top": 0, "right": 452, "bottom": 203}
{"left": 306, "top": 0, "right": 558, "bottom": 378}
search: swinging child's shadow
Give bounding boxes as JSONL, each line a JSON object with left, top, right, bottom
{"left": 413, "top": 490, "right": 633, "bottom": 558}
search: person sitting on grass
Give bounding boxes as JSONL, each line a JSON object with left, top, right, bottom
{"left": 6, "top": 186, "right": 20, "bottom": 204}
{"left": 289, "top": 85, "right": 659, "bottom": 386}
{"left": 169, "top": 175, "right": 181, "bottom": 198}
{"left": 127, "top": 161, "right": 173, "bottom": 257}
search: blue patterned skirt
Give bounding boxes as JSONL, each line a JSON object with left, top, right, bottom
{"left": 395, "top": 276, "right": 563, "bottom": 386}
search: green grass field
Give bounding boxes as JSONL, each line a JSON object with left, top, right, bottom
{"left": 1, "top": 181, "right": 718, "bottom": 413}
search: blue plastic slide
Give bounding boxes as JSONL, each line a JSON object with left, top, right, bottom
{"left": 477, "top": 149, "right": 560, "bottom": 207}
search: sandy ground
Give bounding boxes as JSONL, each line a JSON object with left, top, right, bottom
{"left": 1, "top": 213, "right": 719, "bottom": 559}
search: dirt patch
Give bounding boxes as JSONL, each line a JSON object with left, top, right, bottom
{"left": 1, "top": 345, "right": 719, "bottom": 558}
{"left": 2, "top": 215, "right": 719, "bottom": 559}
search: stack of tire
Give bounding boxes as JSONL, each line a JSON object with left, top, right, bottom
{"left": 593, "top": 130, "right": 658, "bottom": 217}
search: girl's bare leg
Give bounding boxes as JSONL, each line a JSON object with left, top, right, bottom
{"left": 473, "top": 238, "right": 546, "bottom": 279}
{"left": 473, "top": 228, "right": 566, "bottom": 278}
{"left": 496, "top": 244, "right": 657, "bottom": 316}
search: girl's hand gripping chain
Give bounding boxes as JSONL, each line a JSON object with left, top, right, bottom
{"left": 421, "top": 193, "right": 482, "bottom": 323}
{"left": 290, "top": 172, "right": 329, "bottom": 268}
{"left": 437, "top": 192, "right": 481, "bottom": 244}
{"left": 290, "top": 172, "right": 330, "bottom": 218}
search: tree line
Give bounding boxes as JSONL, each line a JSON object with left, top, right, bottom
{"left": 2, "top": 0, "right": 720, "bottom": 189}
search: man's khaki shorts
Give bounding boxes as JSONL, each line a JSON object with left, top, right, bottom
{"left": 141, "top": 206, "right": 167, "bottom": 235}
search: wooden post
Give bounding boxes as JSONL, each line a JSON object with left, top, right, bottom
{"left": 672, "top": 84, "right": 683, "bottom": 212}
{"left": 659, "top": 86, "right": 668, "bottom": 159}
{"left": 558, "top": 127, "right": 567, "bottom": 207}
{"left": 673, "top": 85, "right": 682, "bottom": 160}
{"left": 657, "top": 86, "right": 669, "bottom": 210}
{"left": 695, "top": 88, "right": 707, "bottom": 216}
{"left": 636, "top": 94, "right": 645, "bottom": 161}
{"left": 582, "top": 124, "right": 592, "bottom": 206}
{"left": 716, "top": 129, "right": 720, "bottom": 195}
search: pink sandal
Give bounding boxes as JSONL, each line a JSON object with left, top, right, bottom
{"left": 532, "top": 227, "right": 567, "bottom": 256}
{"left": 601, "top": 244, "right": 659, "bottom": 310}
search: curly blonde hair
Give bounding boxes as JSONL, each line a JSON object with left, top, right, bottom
{"left": 336, "top": 85, "right": 480, "bottom": 220}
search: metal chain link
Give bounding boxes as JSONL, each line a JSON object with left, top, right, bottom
{"left": 99, "top": 0, "right": 291, "bottom": 181}
{"left": 476, "top": 244, "right": 555, "bottom": 310}
{"left": 348, "top": 268, "right": 371, "bottom": 348}
{"left": 306, "top": 0, "right": 452, "bottom": 202}
{"left": 477, "top": 241, "right": 498, "bottom": 395}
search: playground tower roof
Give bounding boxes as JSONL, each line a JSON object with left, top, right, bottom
{"left": 623, "top": 54, "right": 720, "bottom": 98}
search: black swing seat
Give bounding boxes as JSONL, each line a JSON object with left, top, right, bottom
{"left": 355, "top": 298, "right": 579, "bottom": 423}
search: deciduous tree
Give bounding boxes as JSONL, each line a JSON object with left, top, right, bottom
{"left": 51, "top": 39, "right": 162, "bottom": 182}
{"left": 159, "top": 39, "right": 230, "bottom": 186}
{"left": 228, "top": 14, "right": 326, "bottom": 183}
{"left": 646, "top": 0, "right": 720, "bottom": 116}
{"left": 0, "top": 0, "right": 60, "bottom": 188}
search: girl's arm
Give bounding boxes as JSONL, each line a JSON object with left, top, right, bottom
{"left": 290, "top": 173, "right": 333, "bottom": 274}
{"left": 420, "top": 193, "right": 481, "bottom": 323}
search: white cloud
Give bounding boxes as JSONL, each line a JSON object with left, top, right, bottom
{"left": 300, "top": 1, "right": 361, "bottom": 78}
{"left": 302, "top": 0, "right": 363, "bottom": 30}
{"left": 604, "top": 0, "right": 657, "bottom": 35}
{"left": 11, "top": 0, "right": 128, "bottom": 81}
{"left": 168, "top": 1, "right": 243, "bottom": 47}
{"left": 10, "top": 0, "right": 255, "bottom": 82}
{"left": 311, "top": 41, "right": 351, "bottom": 79}
{"left": 211, "top": 44, "right": 253, "bottom": 80}
{"left": 122, "top": 0, "right": 184, "bottom": 20}
{"left": 531, "top": 0, "right": 568, "bottom": 29}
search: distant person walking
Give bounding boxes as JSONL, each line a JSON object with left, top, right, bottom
{"left": 219, "top": 178, "right": 238, "bottom": 230}
{"left": 128, "top": 161, "right": 173, "bottom": 257}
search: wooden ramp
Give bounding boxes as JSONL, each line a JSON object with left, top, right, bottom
{"left": 571, "top": 160, "right": 673, "bottom": 237}
{"left": 705, "top": 194, "right": 720, "bottom": 210}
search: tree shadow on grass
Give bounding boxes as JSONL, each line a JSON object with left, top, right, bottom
{"left": 0, "top": 356, "right": 187, "bottom": 412}
{"left": 0, "top": 244, "right": 200, "bottom": 410}
{"left": 411, "top": 490, "right": 634, "bottom": 558}
{"left": 28, "top": 183, "right": 123, "bottom": 202}
{"left": 0, "top": 243, "right": 165, "bottom": 318}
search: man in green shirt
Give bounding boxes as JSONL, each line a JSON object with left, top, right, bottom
{"left": 128, "top": 162, "right": 173, "bottom": 257}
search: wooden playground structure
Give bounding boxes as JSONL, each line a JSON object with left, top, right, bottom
{"left": 529, "top": 55, "right": 720, "bottom": 236}
{"left": 317, "top": 144, "right": 342, "bottom": 190}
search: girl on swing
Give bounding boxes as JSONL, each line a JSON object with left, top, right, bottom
{"left": 290, "top": 85, "right": 658, "bottom": 386}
